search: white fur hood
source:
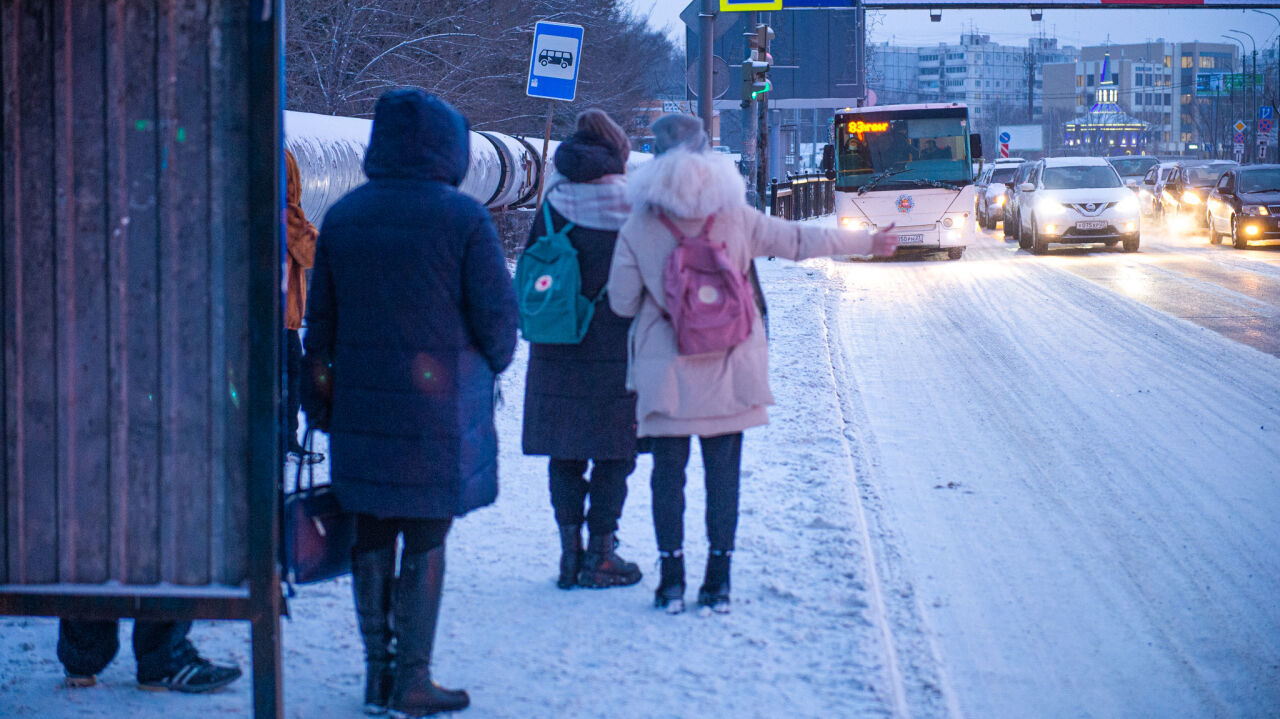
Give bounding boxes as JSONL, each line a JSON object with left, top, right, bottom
{"left": 626, "top": 149, "right": 747, "bottom": 219}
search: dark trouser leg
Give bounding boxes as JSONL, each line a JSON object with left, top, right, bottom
{"left": 699, "top": 433, "right": 743, "bottom": 554}
{"left": 133, "top": 621, "right": 196, "bottom": 682}
{"left": 697, "top": 433, "right": 743, "bottom": 609}
{"left": 547, "top": 459, "right": 589, "bottom": 528}
{"left": 58, "top": 620, "right": 120, "bottom": 679}
{"left": 353, "top": 515, "right": 399, "bottom": 713}
{"left": 584, "top": 456, "right": 636, "bottom": 537}
{"left": 650, "top": 438, "right": 692, "bottom": 553}
{"left": 577, "top": 456, "right": 642, "bottom": 588}
{"left": 391, "top": 519, "right": 467, "bottom": 716}
{"left": 549, "top": 459, "right": 589, "bottom": 589}
{"left": 285, "top": 329, "right": 302, "bottom": 451}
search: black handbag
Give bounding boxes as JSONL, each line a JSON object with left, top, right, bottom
{"left": 282, "top": 427, "right": 355, "bottom": 585}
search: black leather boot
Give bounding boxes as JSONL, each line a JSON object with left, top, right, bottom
{"left": 697, "top": 550, "right": 732, "bottom": 614}
{"left": 577, "top": 532, "right": 643, "bottom": 588}
{"left": 557, "top": 524, "right": 582, "bottom": 589}
{"left": 390, "top": 546, "right": 469, "bottom": 717}
{"left": 654, "top": 550, "right": 685, "bottom": 614}
{"left": 352, "top": 546, "right": 397, "bottom": 715}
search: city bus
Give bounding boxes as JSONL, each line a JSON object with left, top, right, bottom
{"left": 822, "top": 103, "right": 981, "bottom": 260}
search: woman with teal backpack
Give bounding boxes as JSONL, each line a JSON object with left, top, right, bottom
{"left": 521, "top": 109, "right": 644, "bottom": 590}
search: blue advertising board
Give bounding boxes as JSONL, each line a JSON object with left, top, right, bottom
{"left": 526, "top": 22, "right": 584, "bottom": 102}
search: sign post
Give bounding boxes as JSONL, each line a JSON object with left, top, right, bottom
{"left": 999, "top": 131, "right": 1011, "bottom": 158}
{"left": 526, "top": 21, "right": 584, "bottom": 205}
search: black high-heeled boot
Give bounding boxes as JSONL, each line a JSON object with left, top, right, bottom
{"left": 697, "top": 550, "right": 732, "bottom": 615}
{"left": 352, "top": 546, "right": 397, "bottom": 714}
{"left": 654, "top": 550, "right": 685, "bottom": 614}
{"left": 390, "top": 546, "right": 469, "bottom": 718}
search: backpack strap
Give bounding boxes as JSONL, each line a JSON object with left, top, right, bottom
{"left": 655, "top": 210, "right": 686, "bottom": 241}
{"left": 542, "top": 201, "right": 575, "bottom": 236}
{"left": 656, "top": 211, "right": 715, "bottom": 243}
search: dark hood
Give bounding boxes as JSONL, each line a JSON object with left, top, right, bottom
{"left": 1238, "top": 190, "right": 1280, "bottom": 203}
{"left": 364, "top": 88, "right": 469, "bottom": 185}
{"left": 553, "top": 132, "right": 626, "bottom": 183}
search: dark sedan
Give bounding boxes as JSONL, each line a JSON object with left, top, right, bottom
{"left": 1206, "top": 165, "right": 1280, "bottom": 248}
{"left": 1161, "top": 160, "right": 1237, "bottom": 228}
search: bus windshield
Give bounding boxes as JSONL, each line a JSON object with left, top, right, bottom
{"left": 835, "top": 113, "right": 970, "bottom": 190}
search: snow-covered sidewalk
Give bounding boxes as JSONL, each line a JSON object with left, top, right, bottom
{"left": 0, "top": 257, "right": 895, "bottom": 718}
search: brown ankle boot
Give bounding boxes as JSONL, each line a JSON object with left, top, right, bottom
{"left": 577, "top": 533, "right": 643, "bottom": 588}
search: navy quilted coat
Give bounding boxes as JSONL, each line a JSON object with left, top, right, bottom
{"left": 304, "top": 89, "right": 518, "bottom": 519}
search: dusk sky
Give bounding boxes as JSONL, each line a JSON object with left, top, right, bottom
{"left": 630, "top": 0, "right": 1280, "bottom": 53}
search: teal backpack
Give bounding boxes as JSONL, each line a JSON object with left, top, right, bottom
{"left": 515, "top": 202, "right": 604, "bottom": 344}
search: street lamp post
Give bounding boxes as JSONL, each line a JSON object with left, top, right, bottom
{"left": 1230, "top": 29, "right": 1258, "bottom": 162}
{"left": 1224, "top": 35, "right": 1249, "bottom": 161}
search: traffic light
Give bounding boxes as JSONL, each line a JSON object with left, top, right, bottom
{"left": 742, "top": 59, "right": 770, "bottom": 101}
{"left": 742, "top": 23, "right": 773, "bottom": 101}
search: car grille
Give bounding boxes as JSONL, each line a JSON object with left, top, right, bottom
{"left": 1267, "top": 205, "right": 1280, "bottom": 215}
{"left": 1069, "top": 201, "right": 1116, "bottom": 216}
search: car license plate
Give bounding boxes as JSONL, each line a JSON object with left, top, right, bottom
{"left": 1075, "top": 220, "right": 1106, "bottom": 230}
{"left": 898, "top": 234, "right": 925, "bottom": 245}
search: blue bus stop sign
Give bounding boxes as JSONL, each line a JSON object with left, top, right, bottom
{"left": 527, "top": 22, "right": 584, "bottom": 102}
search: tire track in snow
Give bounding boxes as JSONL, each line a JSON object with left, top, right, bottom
{"left": 814, "top": 239, "right": 1280, "bottom": 718}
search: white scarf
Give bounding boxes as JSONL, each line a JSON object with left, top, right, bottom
{"left": 545, "top": 172, "right": 630, "bottom": 231}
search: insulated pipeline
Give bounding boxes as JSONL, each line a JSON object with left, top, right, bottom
{"left": 284, "top": 110, "right": 649, "bottom": 224}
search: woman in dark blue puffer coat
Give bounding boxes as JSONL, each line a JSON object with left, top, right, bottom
{"left": 304, "top": 88, "right": 517, "bottom": 718}
{"left": 521, "top": 110, "right": 643, "bottom": 591}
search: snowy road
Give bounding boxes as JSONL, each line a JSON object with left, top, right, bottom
{"left": 823, "top": 222, "right": 1280, "bottom": 718}
{"left": 3, "top": 220, "right": 1278, "bottom": 719}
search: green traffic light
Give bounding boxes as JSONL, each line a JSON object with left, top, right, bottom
{"left": 751, "top": 79, "right": 772, "bottom": 100}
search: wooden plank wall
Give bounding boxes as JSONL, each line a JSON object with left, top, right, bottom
{"left": 1, "top": 0, "right": 253, "bottom": 588}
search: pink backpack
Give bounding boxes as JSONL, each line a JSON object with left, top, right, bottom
{"left": 657, "top": 212, "right": 755, "bottom": 356}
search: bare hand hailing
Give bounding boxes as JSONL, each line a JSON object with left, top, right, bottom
{"left": 869, "top": 223, "right": 899, "bottom": 257}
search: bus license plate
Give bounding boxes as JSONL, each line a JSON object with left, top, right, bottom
{"left": 898, "top": 234, "right": 925, "bottom": 245}
{"left": 1075, "top": 220, "right": 1106, "bottom": 230}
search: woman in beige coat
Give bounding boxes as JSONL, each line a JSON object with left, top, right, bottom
{"left": 607, "top": 114, "right": 898, "bottom": 614}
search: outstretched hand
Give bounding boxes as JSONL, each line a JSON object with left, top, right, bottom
{"left": 869, "top": 223, "right": 898, "bottom": 257}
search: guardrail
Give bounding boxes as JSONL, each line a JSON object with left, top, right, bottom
{"left": 769, "top": 173, "right": 835, "bottom": 221}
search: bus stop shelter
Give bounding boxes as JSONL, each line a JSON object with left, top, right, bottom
{"left": 1, "top": 1, "right": 284, "bottom": 715}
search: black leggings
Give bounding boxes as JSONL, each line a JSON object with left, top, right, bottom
{"left": 354, "top": 515, "right": 452, "bottom": 554}
{"left": 649, "top": 433, "right": 743, "bottom": 554}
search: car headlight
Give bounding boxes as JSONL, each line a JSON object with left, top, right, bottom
{"left": 1037, "top": 199, "right": 1066, "bottom": 216}
{"left": 1242, "top": 204, "right": 1269, "bottom": 216}
{"left": 1180, "top": 191, "right": 1202, "bottom": 205}
{"left": 996, "top": 195, "right": 1007, "bottom": 206}
{"left": 1115, "top": 196, "right": 1139, "bottom": 214}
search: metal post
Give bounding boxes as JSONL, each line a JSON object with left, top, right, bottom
{"left": 536, "top": 102, "right": 554, "bottom": 206}
{"left": 699, "top": 0, "right": 715, "bottom": 136}
{"left": 743, "top": 98, "right": 759, "bottom": 207}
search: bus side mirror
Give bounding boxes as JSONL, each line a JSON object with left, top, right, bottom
{"left": 969, "top": 133, "right": 982, "bottom": 160}
{"left": 821, "top": 144, "right": 836, "bottom": 181}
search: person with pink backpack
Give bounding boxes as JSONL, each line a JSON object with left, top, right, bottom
{"left": 607, "top": 114, "right": 898, "bottom": 615}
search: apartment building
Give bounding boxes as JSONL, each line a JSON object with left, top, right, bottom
{"left": 868, "top": 33, "right": 1078, "bottom": 155}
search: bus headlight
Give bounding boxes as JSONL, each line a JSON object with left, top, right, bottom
{"left": 942, "top": 217, "right": 954, "bottom": 228}
{"left": 840, "top": 217, "right": 855, "bottom": 228}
